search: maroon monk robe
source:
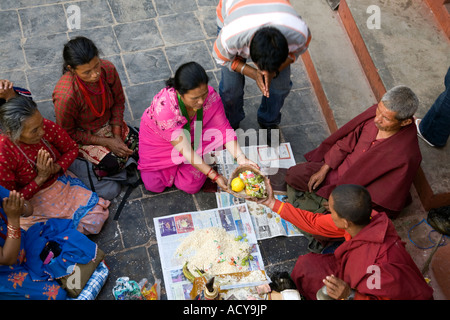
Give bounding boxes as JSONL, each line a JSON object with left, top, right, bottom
{"left": 286, "top": 104, "right": 422, "bottom": 216}
{"left": 291, "top": 212, "right": 434, "bottom": 300}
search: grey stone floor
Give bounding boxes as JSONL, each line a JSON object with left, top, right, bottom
{"left": 0, "top": 0, "right": 330, "bottom": 299}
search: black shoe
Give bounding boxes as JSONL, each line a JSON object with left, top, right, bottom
{"left": 258, "top": 122, "right": 279, "bottom": 147}
{"left": 257, "top": 121, "right": 268, "bottom": 129}
{"left": 269, "top": 271, "right": 297, "bottom": 292}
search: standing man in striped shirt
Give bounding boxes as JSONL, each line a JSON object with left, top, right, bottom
{"left": 213, "top": 0, "right": 311, "bottom": 142}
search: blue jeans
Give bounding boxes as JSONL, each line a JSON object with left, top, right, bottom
{"left": 219, "top": 64, "right": 293, "bottom": 128}
{"left": 419, "top": 67, "right": 450, "bottom": 147}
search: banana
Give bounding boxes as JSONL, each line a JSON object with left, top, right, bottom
{"left": 183, "top": 262, "right": 196, "bottom": 282}
{"left": 194, "top": 268, "right": 205, "bottom": 277}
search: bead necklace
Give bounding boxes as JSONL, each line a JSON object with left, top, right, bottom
{"left": 75, "top": 75, "right": 107, "bottom": 117}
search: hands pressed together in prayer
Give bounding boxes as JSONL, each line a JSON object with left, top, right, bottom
{"left": 3, "top": 191, "right": 25, "bottom": 221}
{"left": 35, "top": 148, "right": 61, "bottom": 186}
{"left": 240, "top": 61, "right": 277, "bottom": 98}
{"left": 3, "top": 190, "right": 32, "bottom": 218}
{"left": 0, "top": 191, "right": 33, "bottom": 265}
{"left": 255, "top": 70, "right": 277, "bottom": 98}
{"left": 0, "top": 191, "right": 24, "bottom": 265}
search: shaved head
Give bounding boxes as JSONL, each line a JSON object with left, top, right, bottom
{"left": 330, "top": 185, "right": 372, "bottom": 226}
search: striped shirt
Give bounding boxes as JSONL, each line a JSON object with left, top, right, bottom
{"left": 214, "top": 0, "right": 311, "bottom": 71}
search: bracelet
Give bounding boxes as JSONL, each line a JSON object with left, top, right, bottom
{"left": 91, "top": 135, "right": 98, "bottom": 145}
{"left": 208, "top": 170, "right": 217, "bottom": 179}
{"left": 235, "top": 152, "right": 245, "bottom": 160}
{"left": 240, "top": 63, "right": 246, "bottom": 75}
{"left": 7, "top": 223, "right": 21, "bottom": 240}
{"left": 212, "top": 174, "right": 220, "bottom": 183}
{"left": 112, "top": 125, "right": 122, "bottom": 137}
{"left": 206, "top": 167, "right": 214, "bottom": 177}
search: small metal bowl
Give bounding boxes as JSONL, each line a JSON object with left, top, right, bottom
{"left": 316, "top": 285, "right": 334, "bottom": 300}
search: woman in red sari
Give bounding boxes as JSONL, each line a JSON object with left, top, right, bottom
{"left": 0, "top": 96, "right": 109, "bottom": 235}
{"left": 53, "top": 36, "right": 138, "bottom": 178}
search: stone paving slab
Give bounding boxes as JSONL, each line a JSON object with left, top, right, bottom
{"left": 2, "top": 0, "right": 443, "bottom": 301}
{"left": 0, "top": 0, "right": 324, "bottom": 300}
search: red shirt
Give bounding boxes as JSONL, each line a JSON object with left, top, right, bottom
{"left": 274, "top": 200, "right": 434, "bottom": 300}
{"left": 272, "top": 200, "right": 350, "bottom": 240}
{"left": 0, "top": 119, "right": 78, "bottom": 199}
{"left": 53, "top": 59, "right": 126, "bottom": 145}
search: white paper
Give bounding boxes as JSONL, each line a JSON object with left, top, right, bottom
{"left": 153, "top": 204, "right": 266, "bottom": 300}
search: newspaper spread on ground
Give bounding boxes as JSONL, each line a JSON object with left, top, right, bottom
{"left": 216, "top": 192, "right": 303, "bottom": 240}
{"left": 153, "top": 203, "right": 266, "bottom": 300}
{"left": 213, "top": 142, "right": 297, "bottom": 178}
{"left": 214, "top": 142, "right": 303, "bottom": 240}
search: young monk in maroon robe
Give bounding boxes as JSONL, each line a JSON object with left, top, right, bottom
{"left": 257, "top": 184, "right": 433, "bottom": 300}
{"left": 286, "top": 86, "right": 421, "bottom": 218}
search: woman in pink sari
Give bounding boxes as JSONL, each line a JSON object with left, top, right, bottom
{"left": 138, "top": 62, "right": 256, "bottom": 193}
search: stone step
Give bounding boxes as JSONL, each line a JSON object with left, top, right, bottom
{"left": 424, "top": 0, "right": 450, "bottom": 39}
{"left": 292, "top": 0, "right": 377, "bottom": 133}
{"left": 293, "top": 0, "right": 450, "bottom": 211}
{"left": 339, "top": 0, "right": 450, "bottom": 210}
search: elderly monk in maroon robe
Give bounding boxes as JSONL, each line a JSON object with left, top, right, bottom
{"left": 257, "top": 184, "right": 433, "bottom": 300}
{"left": 286, "top": 85, "right": 421, "bottom": 218}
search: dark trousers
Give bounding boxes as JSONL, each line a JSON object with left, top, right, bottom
{"left": 419, "top": 67, "right": 450, "bottom": 147}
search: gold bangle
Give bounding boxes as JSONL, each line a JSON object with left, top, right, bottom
{"left": 7, "top": 224, "right": 21, "bottom": 239}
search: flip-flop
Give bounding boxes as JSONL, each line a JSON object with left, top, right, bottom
{"left": 415, "top": 118, "right": 435, "bottom": 147}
